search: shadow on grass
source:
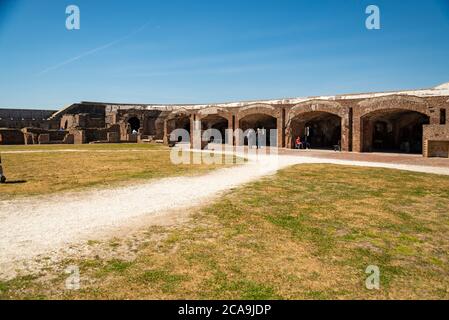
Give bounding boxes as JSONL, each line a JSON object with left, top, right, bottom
{"left": 2, "top": 180, "right": 27, "bottom": 184}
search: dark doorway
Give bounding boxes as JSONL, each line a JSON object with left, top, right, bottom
{"left": 363, "top": 110, "right": 430, "bottom": 154}
{"left": 290, "top": 112, "right": 341, "bottom": 149}
{"left": 128, "top": 117, "right": 141, "bottom": 132}
{"left": 201, "top": 115, "right": 228, "bottom": 144}
{"left": 239, "top": 114, "right": 277, "bottom": 147}
{"left": 168, "top": 115, "right": 191, "bottom": 143}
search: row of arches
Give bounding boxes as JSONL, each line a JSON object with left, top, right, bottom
{"left": 123, "top": 97, "right": 438, "bottom": 155}
{"left": 163, "top": 110, "right": 431, "bottom": 154}
{"left": 165, "top": 111, "right": 279, "bottom": 146}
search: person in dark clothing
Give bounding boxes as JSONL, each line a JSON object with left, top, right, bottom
{"left": 0, "top": 155, "right": 6, "bottom": 183}
{"left": 256, "top": 129, "right": 260, "bottom": 149}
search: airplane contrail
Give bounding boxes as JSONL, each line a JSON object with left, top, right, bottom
{"left": 37, "top": 22, "right": 151, "bottom": 76}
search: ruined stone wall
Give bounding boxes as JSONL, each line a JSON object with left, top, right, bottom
{"left": 69, "top": 124, "right": 121, "bottom": 144}
{"left": 0, "top": 108, "right": 59, "bottom": 130}
{"left": 21, "top": 128, "right": 69, "bottom": 145}
{"left": 109, "top": 109, "right": 169, "bottom": 142}
{"left": 60, "top": 113, "right": 105, "bottom": 129}
{"left": 0, "top": 129, "right": 25, "bottom": 145}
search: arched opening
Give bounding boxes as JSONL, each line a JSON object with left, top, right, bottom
{"left": 167, "top": 115, "right": 191, "bottom": 143}
{"left": 362, "top": 109, "right": 430, "bottom": 154}
{"left": 128, "top": 117, "right": 141, "bottom": 133}
{"left": 64, "top": 120, "right": 68, "bottom": 130}
{"left": 239, "top": 113, "right": 277, "bottom": 147}
{"left": 201, "top": 115, "right": 228, "bottom": 144}
{"left": 290, "top": 112, "right": 341, "bottom": 149}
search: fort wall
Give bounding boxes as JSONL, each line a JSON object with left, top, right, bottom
{"left": 1, "top": 84, "right": 449, "bottom": 157}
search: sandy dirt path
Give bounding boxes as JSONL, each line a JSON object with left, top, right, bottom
{"left": 1, "top": 152, "right": 449, "bottom": 278}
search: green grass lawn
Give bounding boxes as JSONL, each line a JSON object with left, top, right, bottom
{"left": 1, "top": 164, "right": 449, "bottom": 300}
{"left": 0, "top": 143, "right": 240, "bottom": 199}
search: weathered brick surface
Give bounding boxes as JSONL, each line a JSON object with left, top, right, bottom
{"left": 423, "top": 125, "right": 449, "bottom": 158}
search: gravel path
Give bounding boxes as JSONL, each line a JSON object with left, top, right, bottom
{"left": 1, "top": 152, "right": 448, "bottom": 278}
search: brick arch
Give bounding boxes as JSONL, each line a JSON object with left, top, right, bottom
{"left": 235, "top": 104, "right": 282, "bottom": 147}
{"left": 197, "top": 107, "right": 230, "bottom": 121}
{"left": 118, "top": 112, "right": 145, "bottom": 140}
{"left": 358, "top": 95, "right": 432, "bottom": 119}
{"left": 166, "top": 108, "right": 192, "bottom": 121}
{"left": 127, "top": 116, "right": 141, "bottom": 131}
{"left": 198, "top": 113, "right": 231, "bottom": 145}
{"left": 195, "top": 107, "right": 234, "bottom": 145}
{"left": 353, "top": 95, "right": 437, "bottom": 152}
{"left": 237, "top": 103, "right": 280, "bottom": 119}
{"left": 164, "top": 109, "right": 193, "bottom": 145}
{"left": 286, "top": 100, "right": 350, "bottom": 151}
{"left": 121, "top": 111, "right": 145, "bottom": 123}
{"left": 288, "top": 100, "right": 345, "bottom": 122}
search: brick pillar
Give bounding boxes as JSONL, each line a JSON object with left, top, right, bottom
{"left": 226, "top": 114, "right": 234, "bottom": 145}
{"left": 352, "top": 112, "right": 362, "bottom": 152}
{"left": 284, "top": 112, "right": 292, "bottom": 149}
{"left": 163, "top": 120, "right": 169, "bottom": 145}
{"left": 341, "top": 113, "right": 350, "bottom": 152}
{"left": 285, "top": 128, "right": 292, "bottom": 149}
{"left": 285, "top": 109, "right": 293, "bottom": 149}
{"left": 277, "top": 109, "right": 286, "bottom": 148}
{"left": 190, "top": 114, "right": 195, "bottom": 147}
{"left": 235, "top": 115, "right": 241, "bottom": 146}
{"left": 276, "top": 117, "right": 283, "bottom": 148}
{"left": 197, "top": 117, "right": 204, "bottom": 149}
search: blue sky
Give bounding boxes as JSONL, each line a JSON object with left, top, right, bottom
{"left": 0, "top": 0, "right": 449, "bottom": 109}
